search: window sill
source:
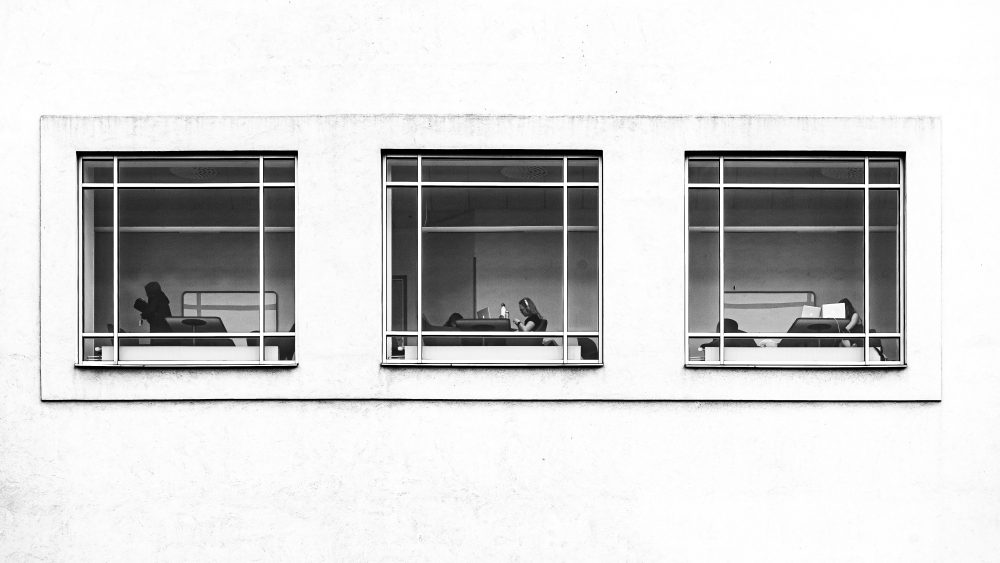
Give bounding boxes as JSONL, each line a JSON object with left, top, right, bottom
{"left": 75, "top": 361, "right": 298, "bottom": 368}
{"left": 381, "top": 361, "right": 603, "bottom": 368}
{"left": 685, "top": 362, "right": 907, "bottom": 369}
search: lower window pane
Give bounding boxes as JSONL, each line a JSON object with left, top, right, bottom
{"left": 82, "top": 337, "right": 113, "bottom": 362}
{"left": 421, "top": 334, "right": 565, "bottom": 362}
{"left": 116, "top": 336, "right": 278, "bottom": 361}
{"left": 568, "top": 336, "right": 600, "bottom": 361}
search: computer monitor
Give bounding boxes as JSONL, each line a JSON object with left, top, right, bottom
{"left": 475, "top": 307, "right": 491, "bottom": 319}
{"left": 453, "top": 318, "right": 513, "bottom": 332}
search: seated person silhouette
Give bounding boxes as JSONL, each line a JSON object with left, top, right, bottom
{"left": 702, "top": 318, "right": 756, "bottom": 348}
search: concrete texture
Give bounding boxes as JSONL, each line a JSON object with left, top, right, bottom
{"left": 2, "top": 0, "right": 997, "bottom": 560}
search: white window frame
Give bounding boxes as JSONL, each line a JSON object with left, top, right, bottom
{"left": 77, "top": 154, "right": 298, "bottom": 367}
{"left": 684, "top": 154, "right": 905, "bottom": 368}
{"left": 381, "top": 153, "right": 604, "bottom": 366}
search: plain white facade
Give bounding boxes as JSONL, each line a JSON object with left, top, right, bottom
{"left": 2, "top": 1, "right": 997, "bottom": 561}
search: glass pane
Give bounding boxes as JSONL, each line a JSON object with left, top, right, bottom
{"left": 569, "top": 336, "right": 599, "bottom": 361}
{"left": 689, "top": 189, "right": 719, "bottom": 332}
{"left": 83, "top": 159, "right": 113, "bottom": 183}
{"left": 263, "top": 335, "right": 295, "bottom": 361}
{"left": 422, "top": 158, "right": 563, "bottom": 183}
{"left": 423, "top": 230, "right": 563, "bottom": 333}
{"left": 82, "top": 189, "right": 113, "bottom": 333}
{"left": 386, "top": 158, "right": 417, "bottom": 182}
{"left": 688, "top": 338, "right": 716, "bottom": 362}
{"left": 118, "top": 159, "right": 259, "bottom": 183}
{"left": 118, "top": 188, "right": 259, "bottom": 343}
{"left": 82, "top": 337, "right": 113, "bottom": 362}
{"left": 421, "top": 335, "right": 565, "bottom": 362}
{"left": 725, "top": 188, "right": 863, "bottom": 226}
{"left": 386, "top": 336, "right": 416, "bottom": 360}
{"left": 567, "top": 159, "right": 598, "bottom": 182}
{"left": 724, "top": 188, "right": 863, "bottom": 335}
{"left": 265, "top": 188, "right": 295, "bottom": 332}
{"left": 870, "top": 190, "right": 899, "bottom": 333}
{"left": 568, "top": 188, "right": 599, "bottom": 332}
{"left": 869, "top": 160, "right": 900, "bottom": 184}
{"left": 423, "top": 187, "right": 562, "bottom": 227}
{"left": 688, "top": 159, "right": 720, "bottom": 183}
{"left": 119, "top": 188, "right": 258, "bottom": 227}
{"left": 724, "top": 159, "right": 864, "bottom": 184}
{"left": 872, "top": 337, "right": 901, "bottom": 362}
{"left": 263, "top": 158, "right": 294, "bottom": 182}
{"left": 117, "top": 336, "right": 275, "bottom": 361}
{"left": 388, "top": 187, "right": 417, "bottom": 331}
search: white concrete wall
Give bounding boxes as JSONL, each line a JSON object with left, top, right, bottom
{"left": 1, "top": 1, "right": 996, "bottom": 561}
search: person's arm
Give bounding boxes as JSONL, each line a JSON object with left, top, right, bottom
{"left": 845, "top": 312, "right": 860, "bottom": 332}
{"left": 513, "top": 319, "right": 536, "bottom": 332}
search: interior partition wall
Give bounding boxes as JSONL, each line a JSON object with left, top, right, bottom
{"left": 383, "top": 153, "right": 603, "bottom": 365}
{"left": 78, "top": 155, "right": 296, "bottom": 366}
{"left": 685, "top": 155, "right": 904, "bottom": 367}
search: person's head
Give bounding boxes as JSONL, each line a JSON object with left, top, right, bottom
{"left": 144, "top": 281, "right": 167, "bottom": 301}
{"left": 838, "top": 298, "right": 857, "bottom": 318}
{"left": 518, "top": 297, "right": 539, "bottom": 317}
{"left": 715, "top": 318, "right": 740, "bottom": 332}
{"left": 444, "top": 312, "right": 463, "bottom": 327}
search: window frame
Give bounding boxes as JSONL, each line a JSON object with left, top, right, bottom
{"left": 684, "top": 154, "right": 905, "bottom": 368}
{"left": 381, "top": 152, "right": 604, "bottom": 366}
{"left": 77, "top": 153, "right": 298, "bottom": 367}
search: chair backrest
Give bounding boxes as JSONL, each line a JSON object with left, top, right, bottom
{"left": 535, "top": 318, "right": 548, "bottom": 332}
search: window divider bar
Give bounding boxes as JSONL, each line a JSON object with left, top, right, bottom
{"left": 112, "top": 157, "right": 119, "bottom": 364}
{"left": 864, "top": 158, "right": 871, "bottom": 364}
{"left": 562, "top": 158, "right": 569, "bottom": 362}
{"left": 718, "top": 157, "right": 726, "bottom": 362}
{"left": 258, "top": 157, "right": 265, "bottom": 363}
{"left": 416, "top": 155, "right": 423, "bottom": 362}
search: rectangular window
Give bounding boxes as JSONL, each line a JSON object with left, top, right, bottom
{"left": 383, "top": 154, "right": 602, "bottom": 365}
{"left": 79, "top": 155, "right": 296, "bottom": 366}
{"left": 686, "top": 156, "right": 903, "bottom": 367}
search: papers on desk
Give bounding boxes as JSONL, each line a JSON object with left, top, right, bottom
{"left": 801, "top": 303, "right": 847, "bottom": 319}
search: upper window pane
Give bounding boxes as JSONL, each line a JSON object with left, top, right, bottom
{"left": 567, "top": 159, "right": 599, "bottom": 182}
{"left": 869, "top": 159, "right": 900, "bottom": 184}
{"left": 422, "top": 158, "right": 563, "bottom": 183}
{"left": 386, "top": 158, "right": 417, "bottom": 182}
{"left": 688, "top": 159, "right": 720, "bottom": 183}
{"left": 724, "top": 159, "right": 864, "bottom": 184}
{"left": 118, "top": 159, "right": 259, "bottom": 183}
{"left": 263, "top": 158, "right": 295, "bottom": 182}
{"left": 423, "top": 187, "right": 563, "bottom": 227}
{"left": 82, "top": 159, "right": 113, "bottom": 183}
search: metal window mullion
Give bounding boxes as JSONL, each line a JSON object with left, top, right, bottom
{"left": 864, "top": 158, "right": 870, "bottom": 363}
{"left": 562, "top": 158, "right": 569, "bottom": 362}
{"left": 416, "top": 155, "right": 423, "bottom": 362}
{"left": 383, "top": 157, "right": 388, "bottom": 359}
{"left": 77, "top": 159, "right": 83, "bottom": 362}
{"left": 258, "top": 158, "right": 265, "bottom": 363}
{"left": 900, "top": 160, "right": 906, "bottom": 364}
{"left": 684, "top": 157, "right": 690, "bottom": 363}
{"left": 112, "top": 157, "right": 119, "bottom": 364}
{"left": 719, "top": 157, "right": 726, "bottom": 363}
{"left": 597, "top": 156, "right": 603, "bottom": 363}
